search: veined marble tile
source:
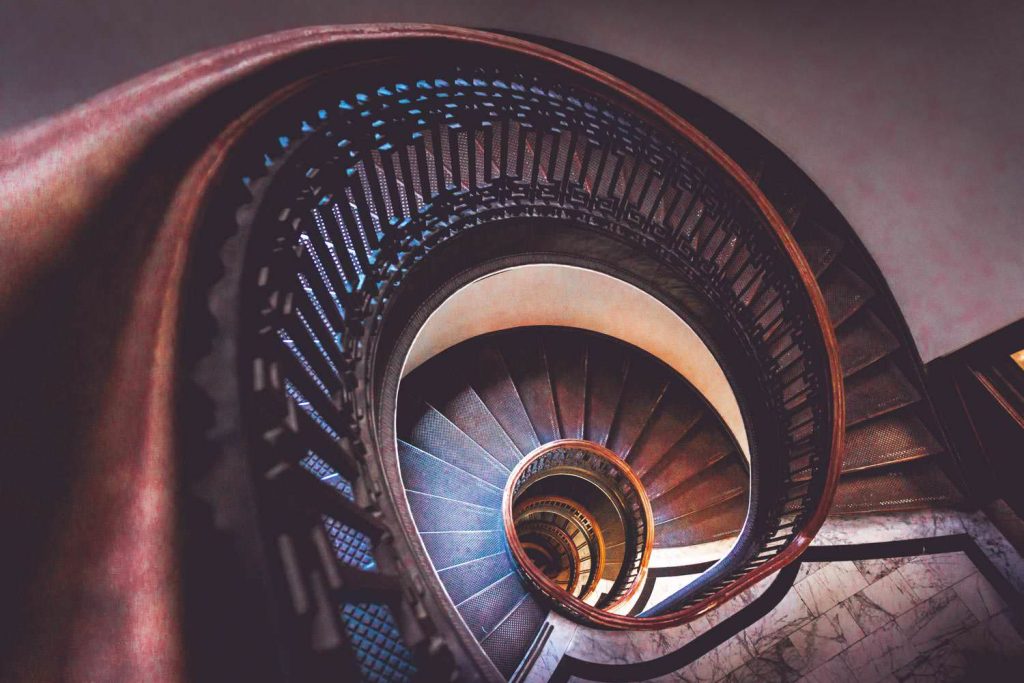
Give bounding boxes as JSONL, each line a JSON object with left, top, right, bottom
{"left": 794, "top": 561, "right": 869, "bottom": 616}
{"left": 670, "top": 631, "right": 754, "bottom": 683}
{"left": 813, "top": 509, "right": 964, "bottom": 546}
{"left": 796, "top": 653, "right": 858, "bottom": 683}
{"left": 896, "top": 552, "right": 976, "bottom": 603}
{"left": 523, "top": 613, "right": 577, "bottom": 683}
{"left": 894, "top": 586, "right": 978, "bottom": 655}
{"left": 961, "top": 611, "right": 1024, "bottom": 659}
{"left": 892, "top": 639, "right": 970, "bottom": 683}
{"left": 852, "top": 556, "right": 911, "bottom": 584}
{"left": 786, "top": 602, "right": 865, "bottom": 673}
{"left": 960, "top": 510, "right": 1024, "bottom": 595}
{"left": 564, "top": 619, "right": 696, "bottom": 664}
{"left": 838, "top": 619, "right": 916, "bottom": 682}
{"left": 951, "top": 571, "right": 1008, "bottom": 622}
{"left": 795, "top": 562, "right": 827, "bottom": 584}
{"left": 843, "top": 568, "right": 918, "bottom": 635}
{"left": 738, "top": 588, "right": 814, "bottom": 654}
{"left": 742, "top": 637, "right": 804, "bottom": 683}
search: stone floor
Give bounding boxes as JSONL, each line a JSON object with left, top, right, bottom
{"left": 533, "top": 508, "right": 1024, "bottom": 683}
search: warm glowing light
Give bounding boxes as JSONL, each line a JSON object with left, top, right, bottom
{"left": 1011, "top": 348, "right": 1024, "bottom": 371}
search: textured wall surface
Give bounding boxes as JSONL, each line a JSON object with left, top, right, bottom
{"left": 2, "top": 0, "right": 1021, "bottom": 360}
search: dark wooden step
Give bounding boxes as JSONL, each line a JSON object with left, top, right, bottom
{"left": 498, "top": 332, "right": 560, "bottom": 444}
{"left": 421, "top": 530, "right": 506, "bottom": 571}
{"left": 397, "top": 440, "right": 502, "bottom": 509}
{"left": 649, "top": 457, "right": 749, "bottom": 525}
{"left": 406, "top": 491, "right": 501, "bottom": 532}
{"left": 830, "top": 460, "right": 964, "bottom": 515}
{"left": 819, "top": 262, "right": 875, "bottom": 326}
{"left": 837, "top": 308, "right": 901, "bottom": 377}
{"left": 843, "top": 411, "right": 944, "bottom": 473}
{"left": 467, "top": 343, "right": 541, "bottom": 456}
{"left": 626, "top": 381, "right": 705, "bottom": 476}
{"left": 640, "top": 417, "right": 736, "bottom": 498}
{"left": 479, "top": 595, "right": 548, "bottom": 679}
{"left": 792, "top": 219, "right": 844, "bottom": 278}
{"left": 438, "top": 550, "right": 516, "bottom": 606}
{"left": 607, "top": 355, "right": 669, "bottom": 458}
{"left": 404, "top": 403, "right": 510, "bottom": 487}
{"left": 584, "top": 337, "right": 629, "bottom": 447}
{"left": 544, "top": 328, "right": 588, "bottom": 441}
{"left": 653, "top": 492, "right": 747, "bottom": 548}
{"left": 457, "top": 572, "right": 528, "bottom": 640}
{"left": 430, "top": 384, "right": 523, "bottom": 472}
{"left": 845, "top": 359, "right": 922, "bottom": 426}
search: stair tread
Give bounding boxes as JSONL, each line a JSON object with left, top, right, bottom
{"left": 405, "top": 491, "right": 500, "bottom": 532}
{"left": 843, "top": 411, "right": 944, "bottom": 473}
{"left": 607, "top": 355, "right": 669, "bottom": 458}
{"left": 654, "top": 493, "right": 747, "bottom": 548}
{"left": 585, "top": 337, "right": 629, "bottom": 447}
{"left": 627, "top": 381, "right": 705, "bottom": 476}
{"left": 398, "top": 440, "right": 502, "bottom": 509}
{"left": 498, "top": 332, "right": 560, "bottom": 445}
{"left": 837, "top": 308, "right": 901, "bottom": 377}
{"left": 479, "top": 596, "right": 548, "bottom": 678}
{"left": 468, "top": 342, "right": 541, "bottom": 455}
{"left": 545, "top": 328, "right": 588, "bottom": 441}
{"left": 405, "top": 403, "right": 510, "bottom": 487}
{"left": 831, "top": 460, "right": 963, "bottom": 515}
{"left": 819, "top": 262, "right": 875, "bottom": 326}
{"left": 421, "top": 530, "right": 506, "bottom": 571}
{"left": 438, "top": 551, "right": 516, "bottom": 605}
{"left": 845, "top": 359, "right": 921, "bottom": 426}
{"left": 457, "top": 572, "right": 528, "bottom": 640}
{"left": 650, "top": 458, "right": 749, "bottom": 525}
{"left": 410, "top": 356, "right": 524, "bottom": 472}
{"left": 641, "top": 418, "right": 737, "bottom": 498}
{"left": 793, "top": 219, "right": 844, "bottom": 277}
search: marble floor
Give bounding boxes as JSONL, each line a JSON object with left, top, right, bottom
{"left": 529, "top": 508, "right": 1024, "bottom": 683}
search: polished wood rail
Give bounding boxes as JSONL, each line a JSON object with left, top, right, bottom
{"left": 0, "top": 21, "right": 845, "bottom": 681}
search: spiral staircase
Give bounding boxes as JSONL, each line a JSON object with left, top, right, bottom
{"left": 0, "top": 24, "right": 972, "bottom": 683}
{"left": 396, "top": 326, "right": 748, "bottom": 675}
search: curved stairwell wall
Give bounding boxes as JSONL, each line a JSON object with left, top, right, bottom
{"left": 401, "top": 263, "right": 750, "bottom": 457}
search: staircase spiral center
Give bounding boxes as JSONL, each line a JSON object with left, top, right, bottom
{"left": 503, "top": 440, "right": 654, "bottom": 612}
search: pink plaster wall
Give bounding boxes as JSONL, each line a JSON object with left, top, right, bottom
{"left": 2, "top": 0, "right": 1020, "bottom": 360}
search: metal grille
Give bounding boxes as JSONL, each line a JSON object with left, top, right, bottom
{"left": 339, "top": 603, "right": 417, "bottom": 683}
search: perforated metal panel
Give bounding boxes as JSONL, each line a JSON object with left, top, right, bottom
{"left": 339, "top": 603, "right": 417, "bottom": 683}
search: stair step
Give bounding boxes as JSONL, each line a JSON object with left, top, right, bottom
{"left": 757, "top": 165, "right": 808, "bottom": 229}
{"left": 479, "top": 596, "right": 548, "bottom": 679}
{"left": 793, "top": 219, "right": 844, "bottom": 277}
{"left": 845, "top": 360, "right": 921, "bottom": 426}
{"left": 626, "top": 381, "right": 705, "bottom": 476}
{"left": 843, "top": 411, "right": 944, "bottom": 473}
{"left": 584, "top": 337, "right": 629, "bottom": 447}
{"left": 650, "top": 458, "right": 749, "bottom": 525}
{"left": 405, "top": 491, "right": 500, "bottom": 532}
{"left": 837, "top": 308, "right": 901, "bottom": 377}
{"left": 421, "top": 530, "right": 506, "bottom": 571}
{"left": 819, "top": 262, "right": 875, "bottom": 326}
{"left": 468, "top": 343, "right": 541, "bottom": 455}
{"left": 830, "top": 460, "right": 964, "bottom": 515}
{"left": 641, "top": 418, "right": 736, "bottom": 498}
{"left": 397, "top": 440, "right": 502, "bottom": 509}
{"left": 457, "top": 572, "right": 528, "bottom": 640}
{"left": 430, "top": 383, "right": 523, "bottom": 472}
{"left": 405, "top": 403, "right": 510, "bottom": 487}
{"left": 438, "top": 551, "right": 516, "bottom": 605}
{"left": 607, "top": 355, "right": 669, "bottom": 458}
{"left": 498, "top": 332, "right": 560, "bottom": 444}
{"left": 654, "top": 492, "right": 747, "bottom": 548}
{"left": 545, "top": 328, "right": 588, "bottom": 441}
